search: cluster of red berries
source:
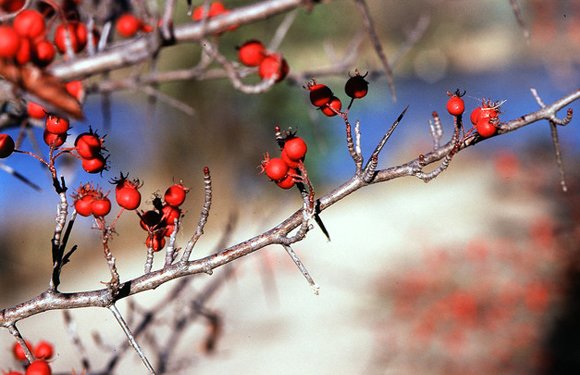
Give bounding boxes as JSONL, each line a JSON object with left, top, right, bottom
{"left": 9, "top": 339, "right": 53, "bottom": 375}
{"left": 237, "top": 40, "right": 289, "bottom": 83}
{"left": 72, "top": 183, "right": 112, "bottom": 218}
{"left": 445, "top": 91, "right": 501, "bottom": 138}
{"left": 0, "top": 6, "right": 97, "bottom": 67}
{"left": 115, "top": 13, "right": 153, "bottom": 38}
{"left": 74, "top": 128, "right": 108, "bottom": 174}
{"left": 305, "top": 71, "right": 369, "bottom": 117}
{"left": 261, "top": 135, "right": 307, "bottom": 189}
{"left": 138, "top": 183, "right": 189, "bottom": 252}
{"left": 73, "top": 173, "right": 142, "bottom": 218}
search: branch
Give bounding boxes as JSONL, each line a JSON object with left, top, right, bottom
{"left": 1, "top": 88, "right": 577, "bottom": 327}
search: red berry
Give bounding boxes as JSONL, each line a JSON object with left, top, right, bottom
{"left": 27, "top": 101, "right": 46, "bottom": 119}
{"left": 0, "top": 25, "right": 21, "bottom": 59}
{"left": 116, "top": 13, "right": 142, "bottom": 38}
{"left": 54, "top": 22, "right": 88, "bottom": 54}
{"left": 15, "top": 36, "right": 31, "bottom": 65}
{"left": 258, "top": 54, "right": 289, "bottom": 82}
{"left": 74, "top": 194, "right": 95, "bottom": 217}
{"left": 307, "top": 82, "right": 333, "bottom": 107}
{"left": 164, "top": 183, "right": 188, "bottom": 207}
{"left": 162, "top": 204, "right": 181, "bottom": 225}
{"left": 112, "top": 174, "right": 142, "bottom": 210}
{"left": 75, "top": 131, "right": 104, "bottom": 159}
{"left": 45, "top": 115, "right": 69, "bottom": 135}
{"left": 262, "top": 157, "right": 288, "bottom": 181}
{"left": 65, "top": 80, "right": 84, "bottom": 101}
{"left": 146, "top": 233, "right": 166, "bottom": 252}
{"left": 3, "top": 371, "right": 23, "bottom": 375}
{"left": 12, "top": 340, "right": 32, "bottom": 361}
{"left": 43, "top": 128, "right": 67, "bottom": 148}
{"left": 283, "top": 137, "right": 307, "bottom": 161}
{"left": 281, "top": 149, "right": 300, "bottom": 169}
{"left": 192, "top": 1, "right": 227, "bottom": 20}
{"left": 237, "top": 40, "right": 266, "bottom": 67}
{"left": 91, "top": 196, "right": 111, "bottom": 217}
{"left": 13, "top": 9, "right": 46, "bottom": 39}
{"left": 0, "top": 133, "right": 15, "bottom": 158}
{"left": 81, "top": 154, "right": 107, "bottom": 174}
{"left": 32, "top": 40, "right": 56, "bottom": 67}
{"left": 164, "top": 224, "right": 176, "bottom": 237}
{"left": 475, "top": 117, "right": 497, "bottom": 138}
{"left": 33, "top": 340, "right": 54, "bottom": 360}
{"left": 446, "top": 95, "right": 465, "bottom": 117}
{"left": 320, "top": 96, "right": 342, "bottom": 117}
{"left": 276, "top": 173, "right": 295, "bottom": 189}
{"left": 344, "top": 73, "right": 369, "bottom": 99}
{"left": 25, "top": 359, "right": 52, "bottom": 375}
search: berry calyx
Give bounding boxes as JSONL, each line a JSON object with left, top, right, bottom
{"left": 237, "top": 40, "right": 266, "bottom": 67}
{"left": 344, "top": 71, "right": 369, "bottom": 99}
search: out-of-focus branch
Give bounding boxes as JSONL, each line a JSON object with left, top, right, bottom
{"left": 48, "top": 0, "right": 314, "bottom": 81}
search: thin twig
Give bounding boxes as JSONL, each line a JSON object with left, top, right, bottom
{"left": 109, "top": 304, "right": 156, "bottom": 374}
{"left": 282, "top": 244, "right": 320, "bottom": 295}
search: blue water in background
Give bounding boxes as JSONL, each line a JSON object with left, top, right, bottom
{"left": 0, "top": 64, "right": 578, "bottom": 218}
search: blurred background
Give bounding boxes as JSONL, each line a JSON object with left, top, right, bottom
{"left": 0, "top": 0, "right": 579, "bottom": 373}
